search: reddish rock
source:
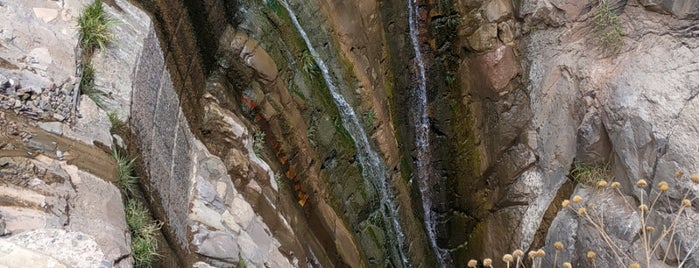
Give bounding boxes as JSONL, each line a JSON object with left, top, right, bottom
{"left": 475, "top": 45, "right": 520, "bottom": 93}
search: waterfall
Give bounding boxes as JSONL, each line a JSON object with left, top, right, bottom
{"left": 407, "top": 0, "right": 453, "bottom": 266}
{"left": 278, "top": 0, "right": 411, "bottom": 266}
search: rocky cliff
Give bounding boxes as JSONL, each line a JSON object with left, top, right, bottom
{"left": 1, "top": 0, "right": 698, "bottom": 267}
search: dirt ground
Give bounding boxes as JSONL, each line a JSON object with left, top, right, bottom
{"left": 0, "top": 110, "right": 116, "bottom": 181}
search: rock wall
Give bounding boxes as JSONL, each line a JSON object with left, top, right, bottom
{"left": 528, "top": 1, "right": 699, "bottom": 267}
{"left": 129, "top": 17, "right": 294, "bottom": 266}
{"left": 422, "top": 0, "right": 699, "bottom": 266}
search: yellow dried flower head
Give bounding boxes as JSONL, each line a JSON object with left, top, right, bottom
{"left": 639, "top": 204, "right": 649, "bottom": 212}
{"left": 528, "top": 250, "right": 537, "bottom": 259}
{"left": 573, "top": 195, "right": 583, "bottom": 203}
{"left": 597, "top": 180, "right": 608, "bottom": 187}
{"left": 692, "top": 174, "right": 699, "bottom": 183}
{"left": 502, "top": 254, "right": 513, "bottom": 263}
{"left": 611, "top": 182, "right": 621, "bottom": 189}
{"left": 682, "top": 199, "right": 692, "bottom": 207}
{"left": 563, "top": 262, "right": 572, "bottom": 268}
{"left": 467, "top": 259, "right": 477, "bottom": 267}
{"left": 578, "top": 207, "right": 587, "bottom": 215}
{"left": 629, "top": 262, "right": 641, "bottom": 268}
{"left": 675, "top": 171, "right": 684, "bottom": 177}
{"left": 536, "top": 249, "right": 546, "bottom": 257}
{"left": 646, "top": 226, "right": 655, "bottom": 233}
{"left": 554, "top": 241, "right": 564, "bottom": 250}
{"left": 483, "top": 258, "right": 492, "bottom": 267}
{"left": 658, "top": 181, "right": 670, "bottom": 192}
{"left": 587, "top": 251, "right": 596, "bottom": 259}
{"left": 513, "top": 249, "right": 524, "bottom": 258}
{"left": 637, "top": 179, "right": 648, "bottom": 187}
{"left": 562, "top": 199, "right": 570, "bottom": 208}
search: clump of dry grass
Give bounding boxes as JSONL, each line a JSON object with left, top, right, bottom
{"left": 466, "top": 171, "right": 697, "bottom": 268}
{"left": 559, "top": 172, "right": 698, "bottom": 268}
{"left": 570, "top": 162, "right": 611, "bottom": 187}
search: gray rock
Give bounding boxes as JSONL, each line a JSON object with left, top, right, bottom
{"left": 39, "top": 122, "right": 63, "bottom": 135}
{"left": 0, "top": 240, "right": 68, "bottom": 268}
{"left": 640, "top": 0, "right": 699, "bottom": 19}
{"left": 194, "top": 230, "right": 240, "bottom": 262}
{"left": 4, "top": 229, "right": 105, "bottom": 268}
{"left": 229, "top": 197, "right": 255, "bottom": 230}
{"left": 519, "top": 2, "right": 699, "bottom": 267}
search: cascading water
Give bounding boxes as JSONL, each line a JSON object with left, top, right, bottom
{"left": 407, "top": 0, "right": 453, "bottom": 266}
{"left": 277, "top": 0, "right": 411, "bottom": 266}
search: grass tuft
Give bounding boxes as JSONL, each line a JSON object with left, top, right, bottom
{"left": 78, "top": 0, "right": 114, "bottom": 54}
{"left": 112, "top": 148, "right": 137, "bottom": 195}
{"left": 300, "top": 51, "right": 320, "bottom": 76}
{"left": 108, "top": 111, "right": 125, "bottom": 130}
{"left": 80, "top": 61, "right": 106, "bottom": 108}
{"left": 364, "top": 108, "right": 376, "bottom": 129}
{"left": 126, "top": 199, "right": 162, "bottom": 268}
{"left": 570, "top": 162, "right": 611, "bottom": 187}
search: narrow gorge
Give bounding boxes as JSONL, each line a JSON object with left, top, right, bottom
{"left": 1, "top": 0, "right": 698, "bottom": 267}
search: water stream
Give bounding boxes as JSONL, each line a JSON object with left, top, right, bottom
{"left": 407, "top": 0, "right": 453, "bottom": 266}
{"left": 278, "top": 0, "right": 411, "bottom": 266}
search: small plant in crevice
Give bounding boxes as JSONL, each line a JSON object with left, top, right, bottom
{"left": 364, "top": 108, "right": 376, "bottom": 129}
{"left": 108, "top": 111, "right": 125, "bottom": 130}
{"left": 113, "top": 147, "right": 137, "bottom": 195}
{"left": 300, "top": 50, "right": 319, "bottom": 76}
{"left": 274, "top": 172, "right": 287, "bottom": 190}
{"left": 126, "top": 199, "right": 163, "bottom": 268}
{"left": 253, "top": 130, "right": 266, "bottom": 156}
{"left": 570, "top": 162, "right": 611, "bottom": 187}
{"left": 79, "top": 61, "right": 106, "bottom": 108}
{"left": 306, "top": 112, "right": 319, "bottom": 148}
{"left": 78, "top": 0, "right": 114, "bottom": 54}
{"left": 592, "top": 0, "right": 623, "bottom": 56}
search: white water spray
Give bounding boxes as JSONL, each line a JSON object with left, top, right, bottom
{"left": 407, "top": 0, "right": 453, "bottom": 266}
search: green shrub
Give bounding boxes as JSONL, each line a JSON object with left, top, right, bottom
{"left": 78, "top": 0, "right": 113, "bottom": 53}
{"left": 593, "top": 0, "right": 623, "bottom": 55}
